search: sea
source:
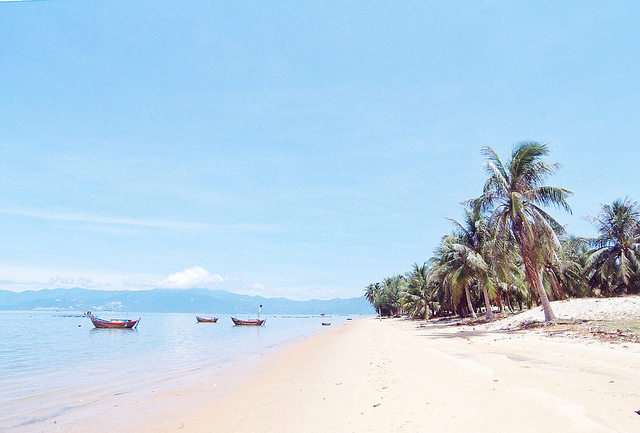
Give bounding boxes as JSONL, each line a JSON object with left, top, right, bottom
{"left": 0, "top": 310, "right": 356, "bottom": 431}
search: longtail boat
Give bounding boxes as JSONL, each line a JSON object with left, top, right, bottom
{"left": 231, "top": 317, "right": 265, "bottom": 326}
{"left": 90, "top": 315, "right": 140, "bottom": 329}
{"left": 196, "top": 316, "right": 218, "bottom": 323}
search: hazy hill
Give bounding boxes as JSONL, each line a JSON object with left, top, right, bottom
{"left": 0, "top": 288, "right": 374, "bottom": 315}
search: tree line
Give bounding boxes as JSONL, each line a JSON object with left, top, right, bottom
{"left": 365, "top": 142, "right": 640, "bottom": 322}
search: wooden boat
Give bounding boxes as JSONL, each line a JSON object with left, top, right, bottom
{"left": 89, "top": 315, "right": 140, "bottom": 329}
{"left": 231, "top": 317, "right": 265, "bottom": 326}
{"left": 196, "top": 316, "right": 218, "bottom": 323}
{"left": 322, "top": 322, "right": 331, "bottom": 326}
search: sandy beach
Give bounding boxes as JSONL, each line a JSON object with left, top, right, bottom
{"left": 56, "top": 298, "right": 640, "bottom": 433}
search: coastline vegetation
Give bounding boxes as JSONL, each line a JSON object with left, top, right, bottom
{"left": 365, "top": 141, "right": 640, "bottom": 322}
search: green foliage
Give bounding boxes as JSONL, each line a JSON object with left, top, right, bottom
{"left": 364, "top": 276, "right": 405, "bottom": 317}
{"left": 583, "top": 198, "right": 640, "bottom": 295}
{"left": 363, "top": 143, "right": 639, "bottom": 321}
{"left": 401, "top": 263, "right": 433, "bottom": 319}
{"left": 471, "top": 142, "right": 573, "bottom": 322}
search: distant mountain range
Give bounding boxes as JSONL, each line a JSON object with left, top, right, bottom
{"left": 0, "top": 288, "right": 374, "bottom": 315}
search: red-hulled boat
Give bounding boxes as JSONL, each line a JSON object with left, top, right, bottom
{"left": 89, "top": 315, "right": 140, "bottom": 329}
{"left": 196, "top": 316, "right": 218, "bottom": 323}
{"left": 231, "top": 317, "right": 265, "bottom": 326}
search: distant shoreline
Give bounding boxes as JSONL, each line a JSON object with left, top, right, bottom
{"left": 0, "top": 287, "right": 374, "bottom": 315}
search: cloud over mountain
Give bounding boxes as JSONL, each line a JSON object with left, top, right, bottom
{"left": 160, "top": 267, "right": 226, "bottom": 289}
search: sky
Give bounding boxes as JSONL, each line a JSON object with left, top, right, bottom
{"left": 1, "top": 1, "right": 639, "bottom": 300}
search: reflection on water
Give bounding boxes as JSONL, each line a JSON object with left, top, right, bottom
{"left": 0, "top": 311, "right": 350, "bottom": 430}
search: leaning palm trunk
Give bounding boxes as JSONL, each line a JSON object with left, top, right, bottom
{"left": 464, "top": 284, "right": 477, "bottom": 319}
{"left": 473, "top": 142, "right": 571, "bottom": 323}
{"left": 480, "top": 284, "right": 495, "bottom": 321}
{"left": 519, "top": 237, "right": 556, "bottom": 322}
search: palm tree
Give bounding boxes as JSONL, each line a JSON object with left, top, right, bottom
{"left": 583, "top": 198, "right": 640, "bottom": 295}
{"left": 401, "top": 263, "right": 432, "bottom": 319}
{"left": 447, "top": 206, "right": 497, "bottom": 321}
{"left": 365, "top": 283, "right": 382, "bottom": 316}
{"left": 430, "top": 235, "right": 479, "bottom": 319}
{"left": 380, "top": 275, "right": 405, "bottom": 316}
{"left": 364, "top": 276, "right": 405, "bottom": 317}
{"left": 490, "top": 230, "right": 526, "bottom": 312}
{"left": 427, "top": 242, "right": 453, "bottom": 316}
{"left": 541, "top": 236, "right": 587, "bottom": 299}
{"left": 471, "top": 142, "right": 572, "bottom": 322}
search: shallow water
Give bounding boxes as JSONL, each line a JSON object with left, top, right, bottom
{"left": 0, "top": 311, "right": 353, "bottom": 431}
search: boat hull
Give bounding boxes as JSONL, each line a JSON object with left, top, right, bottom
{"left": 231, "top": 317, "right": 265, "bottom": 326}
{"left": 196, "top": 316, "right": 218, "bottom": 323}
{"left": 90, "top": 315, "right": 140, "bottom": 329}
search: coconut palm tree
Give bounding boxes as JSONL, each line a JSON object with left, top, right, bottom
{"left": 470, "top": 142, "right": 572, "bottom": 322}
{"left": 540, "top": 236, "right": 588, "bottom": 299}
{"left": 427, "top": 242, "right": 454, "bottom": 316}
{"left": 583, "top": 198, "right": 640, "bottom": 295}
{"left": 430, "top": 235, "right": 479, "bottom": 319}
{"left": 401, "top": 263, "right": 432, "bottom": 319}
{"left": 365, "top": 283, "right": 382, "bottom": 316}
{"left": 380, "top": 275, "right": 405, "bottom": 316}
{"left": 559, "top": 237, "right": 592, "bottom": 297}
{"left": 490, "top": 229, "right": 527, "bottom": 312}
{"left": 364, "top": 276, "right": 405, "bottom": 317}
{"left": 447, "top": 206, "right": 497, "bottom": 320}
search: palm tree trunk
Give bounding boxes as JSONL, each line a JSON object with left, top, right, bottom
{"left": 523, "top": 254, "right": 556, "bottom": 322}
{"left": 480, "top": 284, "right": 495, "bottom": 321}
{"left": 496, "top": 292, "right": 504, "bottom": 314}
{"left": 465, "top": 285, "right": 477, "bottom": 319}
{"left": 536, "top": 270, "right": 556, "bottom": 322}
{"left": 516, "top": 228, "right": 557, "bottom": 322}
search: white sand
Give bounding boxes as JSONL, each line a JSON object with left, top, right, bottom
{"left": 43, "top": 297, "right": 640, "bottom": 432}
{"left": 163, "top": 298, "right": 640, "bottom": 433}
{"left": 485, "top": 296, "right": 640, "bottom": 330}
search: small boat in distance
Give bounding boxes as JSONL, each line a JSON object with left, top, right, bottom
{"left": 196, "top": 316, "right": 218, "bottom": 323}
{"left": 89, "top": 315, "right": 140, "bottom": 329}
{"left": 231, "top": 317, "right": 265, "bottom": 326}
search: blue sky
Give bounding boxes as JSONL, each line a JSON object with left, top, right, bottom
{"left": 1, "top": 1, "right": 639, "bottom": 300}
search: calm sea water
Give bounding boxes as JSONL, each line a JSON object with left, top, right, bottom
{"left": 0, "top": 310, "right": 355, "bottom": 431}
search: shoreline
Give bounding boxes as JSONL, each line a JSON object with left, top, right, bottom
{"left": 171, "top": 315, "right": 640, "bottom": 432}
{"left": 32, "top": 307, "right": 640, "bottom": 432}
{"left": 5, "top": 313, "right": 357, "bottom": 433}
{"left": 180, "top": 316, "right": 640, "bottom": 433}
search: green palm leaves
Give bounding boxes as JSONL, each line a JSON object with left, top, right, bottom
{"left": 362, "top": 142, "right": 640, "bottom": 322}
{"left": 472, "top": 142, "right": 572, "bottom": 322}
{"left": 365, "top": 276, "right": 404, "bottom": 317}
{"left": 584, "top": 198, "right": 640, "bottom": 295}
{"left": 402, "top": 263, "right": 432, "bottom": 320}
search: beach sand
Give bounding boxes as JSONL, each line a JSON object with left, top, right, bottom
{"left": 148, "top": 306, "right": 640, "bottom": 432}
{"left": 56, "top": 298, "right": 640, "bottom": 433}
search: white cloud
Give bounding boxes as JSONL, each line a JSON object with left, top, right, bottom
{"left": 160, "top": 266, "right": 226, "bottom": 289}
{"left": 0, "top": 208, "right": 279, "bottom": 233}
